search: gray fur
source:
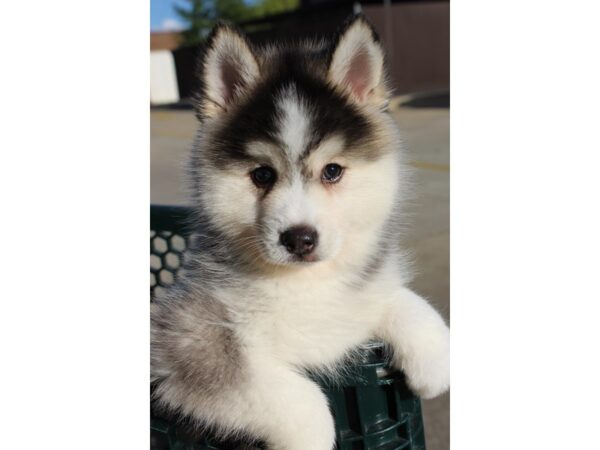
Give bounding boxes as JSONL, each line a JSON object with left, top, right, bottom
{"left": 151, "top": 286, "right": 243, "bottom": 407}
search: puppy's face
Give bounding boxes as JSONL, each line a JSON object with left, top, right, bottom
{"left": 193, "top": 18, "right": 401, "bottom": 267}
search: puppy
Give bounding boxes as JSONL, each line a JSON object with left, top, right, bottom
{"left": 151, "top": 15, "right": 450, "bottom": 450}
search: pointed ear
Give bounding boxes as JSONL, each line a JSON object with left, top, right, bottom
{"left": 197, "top": 23, "right": 260, "bottom": 119}
{"left": 328, "top": 15, "right": 388, "bottom": 105}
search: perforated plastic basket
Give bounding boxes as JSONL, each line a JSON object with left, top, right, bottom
{"left": 150, "top": 205, "right": 426, "bottom": 450}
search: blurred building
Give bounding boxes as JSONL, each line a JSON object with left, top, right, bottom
{"left": 150, "top": 0, "right": 449, "bottom": 105}
{"left": 151, "top": 31, "right": 181, "bottom": 51}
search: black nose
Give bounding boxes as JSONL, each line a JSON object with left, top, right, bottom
{"left": 279, "top": 226, "right": 319, "bottom": 257}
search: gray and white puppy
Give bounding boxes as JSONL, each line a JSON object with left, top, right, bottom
{"left": 151, "top": 15, "right": 449, "bottom": 450}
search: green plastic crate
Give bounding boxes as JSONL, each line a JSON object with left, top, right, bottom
{"left": 150, "top": 205, "right": 426, "bottom": 450}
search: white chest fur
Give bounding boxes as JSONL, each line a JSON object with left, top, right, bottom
{"left": 231, "top": 265, "right": 398, "bottom": 369}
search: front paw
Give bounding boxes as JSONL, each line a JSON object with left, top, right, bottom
{"left": 395, "top": 326, "right": 450, "bottom": 399}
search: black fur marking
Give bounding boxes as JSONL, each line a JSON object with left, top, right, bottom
{"left": 207, "top": 49, "right": 374, "bottom": 167}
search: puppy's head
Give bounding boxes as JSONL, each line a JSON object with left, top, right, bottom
{"left": 191, "top": 16, "right": 404, "bottom": 268}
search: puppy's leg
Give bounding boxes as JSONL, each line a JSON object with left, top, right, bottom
{"left": 375, "top": 287, "right": 450, "bottom": 399}
{"left": 219, "top": 359, "right": 336, "bottom": 450}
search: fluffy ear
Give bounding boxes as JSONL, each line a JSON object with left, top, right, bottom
{"left": 328, "top": 15, "right": 387, "bottom": 105}
{"left": 198, "top": 23, "right": 260, "bottom": 118}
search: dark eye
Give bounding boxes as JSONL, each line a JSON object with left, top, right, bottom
{"left": 251, "top": 166, "right": 277, "bottom": 188}
{"left": 321, "top": 163, "right": 344, "bottom": 183}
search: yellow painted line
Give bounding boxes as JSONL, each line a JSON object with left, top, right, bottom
{"left": 409, "top": 161, "right": 450, "bottom": 173}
